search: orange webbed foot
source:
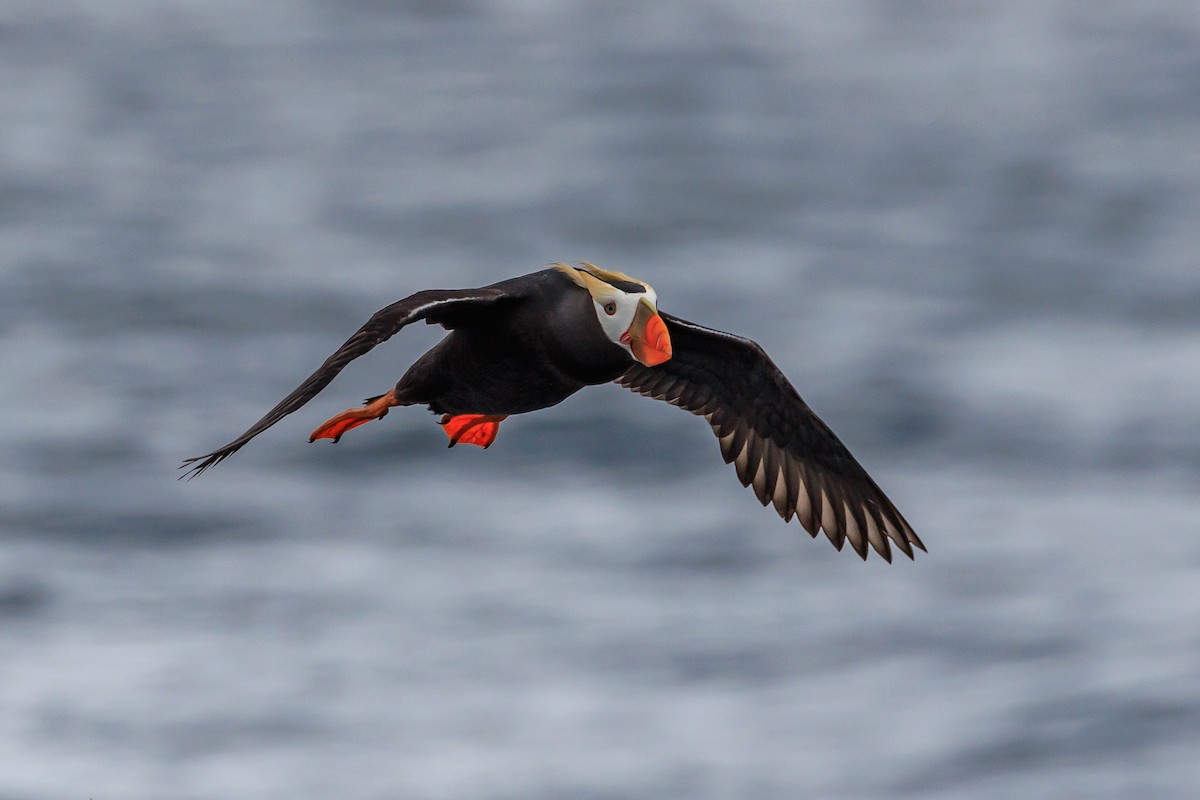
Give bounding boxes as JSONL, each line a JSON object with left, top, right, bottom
{"left": 439, "top": 414, "right": 507, "bottom": 448}
{"left": 309, "top": 389, "right": 399, "bottom": 443}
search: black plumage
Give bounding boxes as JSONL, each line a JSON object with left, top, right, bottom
{"left": 182, "top": 266, "right": 922, "bottom": 562}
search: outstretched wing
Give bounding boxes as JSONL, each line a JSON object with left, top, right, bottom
{"left": 618, "top": 312, "right": 923, "bottom": 562}
{"left": 180, "top": 287, "right": 514, "bottom": 478}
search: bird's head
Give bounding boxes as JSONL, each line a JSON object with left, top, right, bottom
{"left": 555, "top": 262, "right": 673, "bottom": 367}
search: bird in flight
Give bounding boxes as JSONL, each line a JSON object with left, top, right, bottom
{"left": 182, "top": 263, "right": 922, "bottom": 562}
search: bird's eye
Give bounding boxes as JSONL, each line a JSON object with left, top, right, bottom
{"left": 603, "top": 301, "right": 617, "bottom": 316}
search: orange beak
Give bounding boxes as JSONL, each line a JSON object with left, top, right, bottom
{"left": 622, "top": 299, "right": 673, "bottom": 366}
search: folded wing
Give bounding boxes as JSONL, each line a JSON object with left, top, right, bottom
{"left": 618, "top": 313, "right": 923, "bottom": 562}
{"left": 180, "top": 287, "right": 513, "bottom": 478}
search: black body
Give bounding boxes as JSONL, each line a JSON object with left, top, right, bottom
{"left": 395, "top": 269, "right": 630, "bottom": 415}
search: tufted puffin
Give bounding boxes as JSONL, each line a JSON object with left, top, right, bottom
{"left": 182, "top": 263, "right": 922, "bottom": 562}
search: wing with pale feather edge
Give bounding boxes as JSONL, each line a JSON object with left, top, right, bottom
{"left": 618, "top": 312, "right": 923, "bottom": 562}
{"left": 180, "top": 287, "right": 514, "bottom": 478}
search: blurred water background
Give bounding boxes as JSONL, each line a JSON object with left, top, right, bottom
{"left": 2, "top": 1, "right": 1199, "bottom": 798}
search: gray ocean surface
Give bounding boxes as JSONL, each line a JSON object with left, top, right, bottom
{"left": 2, "top": 2, "right": 1199, "bottom": 798}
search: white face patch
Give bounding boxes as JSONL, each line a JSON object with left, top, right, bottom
{"left": 592, "top": 286, "right": 658, "bottom": 356}
{"left": 553, "top": 263, "right": 660, "bottom": 356}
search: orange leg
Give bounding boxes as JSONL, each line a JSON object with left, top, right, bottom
{"left": 309, "top": 389, "right": 400, "bottom": 443}
{"left": 439, "top": 413, "right": 507, "bottom": 448}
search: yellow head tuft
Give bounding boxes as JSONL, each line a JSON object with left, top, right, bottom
{"left": 553, "top": 262, "right": 653, "bottom": 299}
